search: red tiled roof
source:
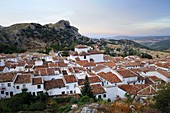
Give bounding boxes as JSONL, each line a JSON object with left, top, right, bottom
{"left": 91, "top": 84, "right": 106, "bottom": 94}
{"left": 75, "top": 45, "right": 88, "bottom": 49}
{"left": 83, "top": 62, "right": 96, "bottom": 67}
{"left": 0, "top": 66, "right": 5, "bottom": 71}
{"left": 92, "top": 65, "right": 107, "bottom": 72}
{"left": 44, "top": 79, "right": 65, "bottom": 90}
{"left": 0, "top": 73, "right": 17, "bottom": 82}
{"left": 148, "top": 76, "right": 162, "bottom": 82}
{"left": 78, "top": 76, "right": 101, "bottom": 85}
{"left": 76, "top": 60, "right": 88, "bottom": 66}
{"left": 14, "top": 74, "right": 32, "bottom": 83}
{"left": 96, "top": 62, "right": 115, "bottom": 68}
{"left": 118, "top": 84, "right": 149, "bottom": 95}
{"left": 157, "top": 70, "right": 170, "bottom": 78}
{"left": 98, "top": 72, "right": 122, "bottom": 83}
{"left": 89, "top": 50, "right": 103, "bottom": 55}
{"left": 64, "top": 75, "right": 77, "bottom": 83}
{"left": 116, "top": 69, "right": 137, "bottom": 78}
{"left": 32, "top": 77, "right": 43, "bottom": 85}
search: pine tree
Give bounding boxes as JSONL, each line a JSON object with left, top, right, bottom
{"left": 81, "top": 75, "right": 95, "bottom": 98}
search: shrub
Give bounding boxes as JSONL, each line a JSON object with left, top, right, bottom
{"left": 80, "top": 96, "right": 91, "bottom": 103}
{"left": 28, "top": 102, "right": 46, "bottom": 111}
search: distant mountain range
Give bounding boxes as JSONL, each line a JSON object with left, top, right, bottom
{"left": 109, "top": 35, "right": 170, "bottom": 51}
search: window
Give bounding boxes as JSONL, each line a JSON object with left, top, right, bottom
{"left": 74, "top": 90, "right": 76, "bottom": 93}
{"left": 37, "top": 85, "right": 41, "bottom": 89}
{"left": 66, "top": 86, "right": 69, "bottom": 89}
{"left": 1, "top": 91, "right": 4, "bottom": 94}
{"left": 74, "top": 84, "right": 77, "bottom": 88}
{"left": 103, "top": 94, "right": 106, "bottom": 98}
{"left": 6, "top": 92, "right": 9, "bottom": 95}
{"left": 8, "top": 83, "right": 11, "bottom": 87}
{"left": 16, "top": 86, "right": 19, "bottom": 89}
{"left": 84, "top": 55, "right": 86, "bottom": 59}
{"left": 98, "top": 95, "right": 102, "bottom": 99}
{"left": 33, "top": 92, "right": 36, "bottom": 96}
{"left": 62, "top": 91, "right": 65, "bottom": 94}
{"left": 23, "top": 84, "right": 26, "bottom": 88}
{"left": 70, "top": 90, "right": 73, "bottom": 94}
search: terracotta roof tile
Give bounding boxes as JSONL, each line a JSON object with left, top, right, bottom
{"left": 157, "top": 70, "right": 170, "bottom": 78}
{"left": 75, "top": 45, "right": 88, "bottom": 49}
{"left": 0, "top": 73, "right": 17, "bottom": 82}
{"left": 44, "top": 79, "right": 65, "bottom": 90}
{"left": 148, "top": 76, "right": 162, "bottom": 82}
{"left": 92, "top": 65, "right": 107, "bottom": 72}
{"left": 88, "top": 50, "right": 103, "bottom": 54}
{"left": 98, "top": 72, "right": 122, "bottom": 83}
{"left": 83, "top": 62, "right": 96, "bottom": 67}
{"left": 78, "top": 76, "right": 101, "bottom": 85}
{"left": 76, "top": 60, "right": 88, "bottom": 66}
{"left": 117, "top": 69, "right": 137, "bottom": 78}
{"left": 91, "top": 84, "right": 106, "bottom": 94}
{"left": 118, "top": 84, "right": 149, "bottom": 95}
{"left": 14, "top": 74, "right": 32, "bottom": 83}
{"left": 64, "top": 75, "right": 77, "bottom": 83}
{"left": 96, "top": 62, "right": 115, "bottom": 68}
{"left": 32, "top": 77, "right": 43, "bottom": 85}
{"left": 0, "top": 66, "right": 5, "bottom": 71}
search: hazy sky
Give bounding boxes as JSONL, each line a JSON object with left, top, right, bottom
{"left": 0, "top": 0, "right": 170, "bottom": 37}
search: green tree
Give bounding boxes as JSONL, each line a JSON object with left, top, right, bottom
{"left": 81, "top": 75, "right": 95, "bottom": 99}
{"left": 155, "top": 84, "right": 170, "bottom": 113}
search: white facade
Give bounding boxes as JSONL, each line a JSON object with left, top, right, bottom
{"left": 0, "top": 82, "right": 15, "bottom": 98}
{"left": 90, "top": 54, "right": 104, "bottom": 63}
{"left": 75, "top": 47, "right": 88, "bottom": 54}
{"left": 46, "top": 87, "right": 67, "bottom": 96}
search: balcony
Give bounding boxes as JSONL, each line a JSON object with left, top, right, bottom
{"left": 22, "top": 88, "right": 28, "bottom": 92}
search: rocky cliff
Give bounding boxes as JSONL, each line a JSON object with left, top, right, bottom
{"left": 0, "top": 20, "right": 93, "bottom": 53}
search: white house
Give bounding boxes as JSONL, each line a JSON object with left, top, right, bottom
{"left": 44, "top": 79, "right": 66, "bottom": 96}
{"left": 0, "top": 73, "right": 17, "bottom": 98}
{"left": 116, "top": 69, "right": 138, "bottom": 85}
{"left": 63, "top": 75, "right": 79, "bottom": 94}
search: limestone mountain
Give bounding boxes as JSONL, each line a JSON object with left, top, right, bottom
{"left": 0, "top": 20, "right": 93, "bottom": 53}
{"left": 0, "top": 20, "right": 148, "bottom": 54}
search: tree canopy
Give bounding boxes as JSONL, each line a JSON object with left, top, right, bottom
{"left": 155, "top": 84, "right": 170, "bottom": 113}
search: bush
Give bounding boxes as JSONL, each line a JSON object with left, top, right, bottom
{"left": 28, "top": 102, "right": 46, "bottom": 111}
{"left": 70, "top": 98, "right": 78, "bottom": 104}
{"left": 54, "top": 97, "right": 71, "bottom": 103}
{"left": 58, "top": 104, "right": 71, "bottom": 113}
{"left": 80, "top": 96, "right": 91, "bottom": 103}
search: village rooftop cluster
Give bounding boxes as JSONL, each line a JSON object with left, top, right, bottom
{"left": 0, "top": 45, "right": 170, "bottom": 101}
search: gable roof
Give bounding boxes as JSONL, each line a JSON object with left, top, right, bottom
{"left": 0, "top": 73, "right": 17, "bottom": 82}
{"left": 98, "top": 72, "right": 122, "bottom": 83}
{"left": 116, "top": 69, "right": 137, "bottom": 78}
{"left": 157, "top": 70, "right": 170, "bottom": 78}
{"left": 44, "top": 79, "right": 65, "bottom": 90}
{"left": 92, "top": 65, "right": 107, "bottom": 72}
{"left": 78, "top": 76, "right": 101, "bottom": 85}
{"left": 14, "top": 74, "right": 32, "bottom": 84}
{"left": 91, "top": 84, "right": 106, "bottom": 94}
{"left": 118, "top": 84, "right": 150, "bottom": 95}
{"left": 32, "top": 77, "right": 43, "bottom": 85}
{"left": 63, "top": 75, "right": 77, "bottom": 83}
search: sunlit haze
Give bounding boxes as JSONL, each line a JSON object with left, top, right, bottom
{"left": 0, "top": 0, "right": 170, "bottom": 37}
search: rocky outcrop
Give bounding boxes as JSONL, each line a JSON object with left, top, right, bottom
{"left": 0, "top": 20, "right": 88, "bottom": 53}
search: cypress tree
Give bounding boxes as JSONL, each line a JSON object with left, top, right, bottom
{"left": 81, "top": 75, "right": 95, "bottom": 98}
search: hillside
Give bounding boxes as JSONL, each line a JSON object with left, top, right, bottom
{"left": 133, "top": 36, "right": 170, "bottom": 51}
{"left": 0, "top": 20, "right": 148, "bottom": 54}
